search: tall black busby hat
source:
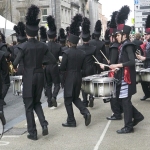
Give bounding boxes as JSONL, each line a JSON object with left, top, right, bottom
{"left": 94, "top": 20, "right": 102, "bottom": 36}
{"left": 40, "top": 26, "right": 47, "bottom": 43}
{"left": 47, "top": 15, "right": 57, "bottom": 39}
{"left": 17, "top": 22, "right": 27, "bottom": 43}
{"left": 25, "top": 5, "right": 40, "bottom": 37}
{"left": 116, "top": 5, "right": 131, "bottom": 35}
{"left": 81, "top": 17, "right": 91, "bottom": 42}
{"left": 145, "top": 15, "right": 150, "bottom": 34}
{"left": 109, "top": 11, "right": 118, "bottom": 36}
{"left": 68, "top": 14, "right": 83, "bottom": 44}
{"left": 59, "top": 28, "right": 66, "bottom": 43}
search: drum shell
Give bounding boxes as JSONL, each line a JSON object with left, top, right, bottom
{"left": 82, "top": 74, "right": 107, "bottom": 94}
{"left": 12, "top": 76, "right": 23, "bottom": 95}
{"left": 92, "top": 77, "right": 116, "bottom": 98}
{"left": 140, "top": 69, "right": 150, "bottom": 82}
{"left": 135, "top": 63, "right": 144, "bottom": 71}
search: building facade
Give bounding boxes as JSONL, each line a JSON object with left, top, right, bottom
{"left": 0, "top": 0, "right": 107, "bottom": 38}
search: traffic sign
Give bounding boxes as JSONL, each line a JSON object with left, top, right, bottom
{"left": 134, "top": 0, "right": 139, "bottom": 4}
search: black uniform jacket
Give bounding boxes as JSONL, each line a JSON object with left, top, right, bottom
{"left": 0, "top": 51, "right": 9, "bottom": 101}
{"left": 77, "top": 43, "right": 96, "bottom": 77}
{"left": 60, "top": 47, "right": 86, "bottom": 98}
{"left": 109, "top": 42, "right": 120, "bottom": 64}
{"left": 117, "top": 40, "right": 136, "bottom": 97}
{"left": 13, "top": 38, "right": 57, "bottom": 98}
{"left": 0, "top": 43, "right": 9, "bottom": 57}
{"left": 89, "top": 39, "right": 106, "bottom": 73}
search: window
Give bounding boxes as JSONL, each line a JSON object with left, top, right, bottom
{"left": 41, "top": 9, "right": 48, "bottom": 22}
{"left": 19, "top": 10, "right": 25, "bottom": 22}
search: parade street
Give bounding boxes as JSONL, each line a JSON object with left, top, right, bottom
{"left": 0, "top": 82, "right": 149, "bottom": 150}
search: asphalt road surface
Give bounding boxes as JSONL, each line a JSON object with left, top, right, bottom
{"left": 0, "top": 82, "right": 150, "bottom": 150}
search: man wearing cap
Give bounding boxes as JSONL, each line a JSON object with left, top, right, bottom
{"left": 77, "top": 17, "right": 96, "bottom": 108}
{"left": 13, "top": 5, "right": 57, "bottom": 140}
{"left": 60, "top": 14, "right": 91, "bottom": 127}
{"left": 109, "top": 5, "right": 144, "bottom": 134}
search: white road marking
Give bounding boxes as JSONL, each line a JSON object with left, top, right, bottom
{"left": 2, "top": 135, "right": 20, "bottom": 138}
{"left": 0, "top": 141, "right": 9, "bottom": 146}
{"left": 94, "top": 120, "right": 111, "bottom": 150}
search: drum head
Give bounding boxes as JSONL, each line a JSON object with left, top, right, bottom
{"left": 0, "top": 119, "right": 4, "bottom": 139}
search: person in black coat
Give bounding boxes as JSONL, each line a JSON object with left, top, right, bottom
{"left": 132, "top": 33, "right": 143, "bottom": 56}
{"left": 136, "top": 15, "right": 150, "bottom": 101}
{"left": 0, "top": 35, "right": 10, "bottom": 106}
{"left": 77, "top": 17, "right": 96, "bottom": 107}
{"left": 13, "top": 5, "right": 57, "bottom": 140}
{"left": 109, "top": 5, "right": 144, "bottom": 134}
{"left": 102, "top": 11, "right": 123, "bottom": 121}
{"left": 13, "top": 22, "right": 27, "bottom": 76}
{"left": 60, "top": 14, "right": 91, "bottom": 127}
{"left": 0, "top": 51, "right": 8, "bottom": 125}
{"left": 45, "top": 16, "right": 61, "bottom": 107}
{"left": 89, "top": 20, "right": 106, "bottom": 73}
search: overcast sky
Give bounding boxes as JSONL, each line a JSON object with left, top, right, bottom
{"left": 99, "top": 0, "right": 134, "bottom": 25}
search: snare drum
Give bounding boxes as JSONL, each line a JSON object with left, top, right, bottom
{"left": 92, "top": 77, "right": 116, "bottom": 98}
{"left": 12, "top": 76, "right": 23, "bottom": 96}
{"left": 135, "top": 63, "right": 144, "bottom": 71}
{"left": 82, "top": 74, "right": 107, "bottom": 94}
{"left": 140, "top": 68, "right": 150, "bottom": 82}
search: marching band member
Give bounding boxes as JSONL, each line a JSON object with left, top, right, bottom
{"left": 137, "top": 15, "right": 150, "bottom": 101}
{"left": 13, "top": 5, "right": 57, "bottom": 140}
{"left": 60, "top": 14, "right": 91, "bottom": 127}
{"left": 105, "top": 11, "right": 123, "bottom": 120}
{"left": 13, "top": 22, "right": 27, "bottom": 76}
{"left": 45, "top": 16, "right": 61, "bottom": 107}
{"left": 0, "top": 35, "right": 10, "bottom": 106}
{"left": 40, "top": 26, "right": 47, "bottom": 43}
{"left": 89, "top": 20, "right": 106, "bottom": 74}
{"left": 77, "top": 17, "right": 96, "bottom": 107}
{"left": 39, "top": 26, "right": 48, "bottom": 97}
{"left": 109, "top": 5, "right": 144, "bottom": 134}
{"left": 0, "top": 51, "right": 9, "bottom": 125}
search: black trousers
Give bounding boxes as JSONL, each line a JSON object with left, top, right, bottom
{"left": 23, "top": 73, "right": 48, "bottom": 135}
{"left": 45, "top": 64, "right": 60, "bottom": 102}
{"left": 82, "top": 90, "right": 93, "bottom": 105}
{"left": 120, "top": 96, "right": 143, "bottom": 129}
{"left": 64, "top": 97, "right": 89, "bottom": 123}
{"left": 141, "top": 81, "right": 150, "bottom": 97}
{"left": 110, "top": 98, "right": 123, "bottom": 118}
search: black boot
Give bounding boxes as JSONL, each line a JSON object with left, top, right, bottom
{"left": 140, "top": 95, "right": 150, "bottom": 101}
{"left": 42, "top": 125, "right": 48, "bottom": 136}
{"left": 62, "top": 122, "right": 76, "bottom": 127}
{"left": 89, "top": 96, "right": 94, "bottom": 108}
{"left": 84, "top": 113, "right": 91, "bottom": 126}
{"left": 27, "top": 132, "right": 37, "bottom": 140}
{"left": 47, "top": 100, "right": 53, "bottom": 107}
{"left": 51, "top": 97, "right": 57, "bottom": 107}
{"left": 116, "top": 127, "right": 134, "bottom": 134}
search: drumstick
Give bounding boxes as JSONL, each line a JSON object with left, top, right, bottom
{"left": 92, "top": 55, "right": 99, "bottom": 63}
{"left": 95, "top": 62, "right": 109, "bottom": 67}
{"left": 100, "top": 50, "right": 109, "bottom": 64}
